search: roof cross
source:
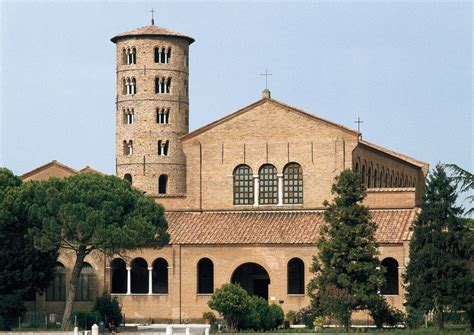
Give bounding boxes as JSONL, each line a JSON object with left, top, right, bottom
{"left": 260, "top": 68, "right": 272, "bottom": 89}
{"left": 354, "top": 117, "right": 364, "bottom": 133}
{"left": 150, "top": 8, "right": 156, "bottom": 25}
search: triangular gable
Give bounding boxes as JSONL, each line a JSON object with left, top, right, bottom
{"left": 79, "top": 166, "right": 105, "bottom": 175}
{"left": 181, "top": 96, "right": 360, "bottom": 142}
{"left": 21, "top": 160, "right": 78, "bottom": 181}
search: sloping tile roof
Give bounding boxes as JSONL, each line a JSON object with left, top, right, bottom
{"left": 181, "top": 97, "right": 360, "bottom": 142}
{"left": 166, "top": 209, "right": 417, "bottom": 245}
{"left": 111, "top": 24, "right": 195, "bottom": 44}
{"left": 359, "top": 140, "right": 429, "bottom": 171}
{"left": 79, "top": 166, "right": 105, "bottom": 175}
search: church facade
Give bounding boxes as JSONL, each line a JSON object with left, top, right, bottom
{"left": 21, "top": 22, "right": 428, "bottom": 324}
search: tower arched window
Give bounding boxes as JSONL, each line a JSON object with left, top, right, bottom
{"left": 123, "top": 108, "right": 134, "bottom": 124}
{"left": 161, "top": 47, "right": 166, "bottom": 63}
{"left": 259, "top": 164, "right": 278, "bottom": 205}
{"left": 123, "top": 140, "right": 133, "bottom": 156}
{"left": 152, "top": 258, "right": 168, "bottom": 294}
{"left": 125, "top": 78, "right": 136, "bottom": 95}
{"left": 131, "top": 78, "right": 136, "bottom": 94}
{"left": 154, "top": 47, "right": 160, "bottom": 63}
{"left": 283, "top": 163, "right": 303, "bottom": 204}
{"left": 287, "top": 258, "right": 305, "bottom": 294}
{"left": 166, "top": 78, "right": 171, "bottom": 93}
{"left": 197, "top": 258, "right": 214, "bottom": 294}
{"left": 75, "top": 263, "right": 94, "bottom": 301}
{"left": 381, "top": 258, "right": 399, "bottom": 295}
{"left": 131, "top": 258, "right": 148, "bottom": 294}
{"left": 157, "top": 108, "right": 170, "bottom": 124}
{"left": 46, "top": 262, "right": 66, "bottom": 301}
{"left": 233, "top": 165, "right": 254, "bottom": 205}
{"left": 124, "top": 173, "right": 132, "bottom": 184}
{"left": 125, "top": 48, "right": 136, "bottom": 65}
{"left": 158, "top": 140, "right": 169, "bottom": 156}
{"left": 158, "top": 175, "right": 168, "bottom": 194}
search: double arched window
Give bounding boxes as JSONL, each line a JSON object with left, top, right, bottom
{"left": 123, "top": 140, "right": 133, "bottom": 156}
{"left": 123, "top": 47, "right": 136, "bottom": 65}
{"left": 283, "top": 163, "right": 303, "bottom": 204}
{"left": 75, "top": 263, "right": 94, "bottom": 301}
{"left": 123, "top": 108, "right": 134, "bottom": 124}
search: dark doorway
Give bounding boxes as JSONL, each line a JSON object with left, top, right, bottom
{"left": 231, "top": 262, "right": 270, "bottom": 300}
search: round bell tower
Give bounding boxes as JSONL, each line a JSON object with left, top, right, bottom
{"left": 111, "top": 23, "right": 194, "bottom": 196}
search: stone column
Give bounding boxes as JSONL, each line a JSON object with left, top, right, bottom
{"left": 148, "top": 267, "right": 153, "bottom": 295}
{"left": 126, "top": 266, "right": 131, "bottom": 295}
{"left": 253, "top": 175, "right": 259, "bottom": 206}
{"left": 277, "top": 174, "right": 284, "bottom": 206}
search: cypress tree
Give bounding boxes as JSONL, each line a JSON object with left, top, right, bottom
{"left": 404, "top": 164, "right": 473, "bottom": 331}
{"left": 307, "top": 169, "right": 384, "bottom": 329}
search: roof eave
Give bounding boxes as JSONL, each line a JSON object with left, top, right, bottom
{"left": 111, "top": 34, "right": 195, "bottom": 44}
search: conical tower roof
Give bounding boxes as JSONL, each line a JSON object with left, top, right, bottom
{"left": 111, "top": 24, "right": 194, "bottom": 44}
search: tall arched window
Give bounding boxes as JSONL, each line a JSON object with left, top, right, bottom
{"left": 167, "top": 48, "right": 172, "bottom": 63}
{"left": 361, "top": 164, "right": 366, "bottom": 186}
{"left": 158, "top": 175, "right": 168, "bottom": 194}
{"left": 124, "top": 173, "right": 132, "bottom": 185}
{"left": 259, "top": 164, "right": 278, "bottom": 205}
{"left": 354, "top": 162, "right": 359, "bottom": 173}
{"left": 46, "top": 262, "right": 66, "bottom": 301}
{"left": 131, "top": 258, "right": 148, "bottom": 294}
{"left": 373, "top": 168, "right": 378, "bottom": 188}
{"left": 111, "top": 258, "right": 127, "bottom": 294}
{"left": 197, "top": 258, "right": 214, "bottom": 294}
{"left": 152, "top": 258, "right": 168, "bottom": 294}
{"left": 283, "top": 163, "right": 303, "bottom": 204}
{"left": 380, "top": 169, "right": 384, "bottom": 188}
{"left": 75, "top": 263, "right": 94, "bottom": 301}
{"left": 233, "top": 165, "right": 254, "bottom": 205}
{"left": 381, "top": 258, "right": 399, "bottom": 295}
{"left": 287, "top": 258, "right": 304, "bottom": 294}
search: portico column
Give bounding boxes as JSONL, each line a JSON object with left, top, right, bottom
{"left": 148, "top": 267, "right": 153, "bottom": 295}
{"left": 126, "top": 266, "right": 131, "bottom": 295}
{"left": 253, "top": 175, "right": 259, "bottom": 206}
{"left": 277, "top": 174, "right": 284, "bottom": 206}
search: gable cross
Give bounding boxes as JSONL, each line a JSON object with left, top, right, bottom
{"left": 150, "top": 8, "right": 156, "bottom": 25}
{"left": 354, "top": 117, "right": 364, "bottom": 133}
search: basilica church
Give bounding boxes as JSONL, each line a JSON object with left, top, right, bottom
{"left": 21, "top": 22, "right": 428, "bottom": 324}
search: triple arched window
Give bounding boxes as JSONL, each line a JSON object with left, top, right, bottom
{"left": 123, "top": 108, "right": 134, "bottom": 124}
{"left": 123, "top": 48, "right": 136, "bottom": 65}
{"left": 154, "top": 47, "right": 171, "bottom": 64}
{"left": 233, "top": 163, "right": 303, "bottom": 206}
{"left": 155, "top": 77, "right": 172, "bottom": 94}
{"left": 123, "top": 78, "right": 136, "bottom": 95}
{"left": 157, "top": 108, "right": 170, "bottom": 124}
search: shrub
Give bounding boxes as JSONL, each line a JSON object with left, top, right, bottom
{"left": 0, "top": 293, "right": 26, "bottom": 331}
{"left": 242, "top": 296, "right": 284, "bottom": 331}
{"left": 405, "top": 306, "right": 424, "bottom": 329}
{"left": 268, "top": 303, "right": 284, "bottom": 329}
{"left": 369, "top": 298, "right": 405, "bottom": 328}
{"left": 202, "top": 311, "right": 216, "bottom": 323}
{"left": 286, "top": 310, "right": 297, "bottom": 323}
{"left": 93, "top": 292, "right": 122, "bottom": 326}
{"left": 71, "top": 311, "right": 100, "bottom": 330}
{"left": 295, "top": 305, "right": 316, "bottom": 328}
{"left": 208, "top": 283, "right": 250, "bottom": 331}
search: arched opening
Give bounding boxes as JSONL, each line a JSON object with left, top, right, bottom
{"left": 152, "top": 258, "right": 168, "bottom": 294}
{"left": 46, "top": 262, "right": 66, "bottom": 301}
{"left": 159, "top": 175, "right": 168, "bottom": 194}
{"left": 381, "top": 258, "right": 399, "bottom": 295}
{"left": 287, "top": 258, "right": 304, "bottom": 294}
{"left": 361, "top": 165, "right": 366, "bottom": 186}
{"left": 231, "top": 262, "right": 270, "bottom": 300}
{"left": 75, "top": 263, "right": 94, "bottom": 301}
{"left": 111, "top": 258, "right": 127, "bottom": 294}
{"left": 283, "top": 162, "right": 303, "bottom": 204}
{"left": 131, "top": 258, "right": 148, "bottom": 294}
{"left": 197, "top": 258, "right": 214, "bottom": 294}
{"left": 233, "top": 164, "right": 254, "bottom": 205}
{"left": 367, "top": 167, "right": 372, "bottom": 188}
{"left": 124, "top": 173, "right": 132, "bottom": 185}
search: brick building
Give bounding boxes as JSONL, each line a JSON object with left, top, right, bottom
{"left": 21, "top": 22, "right": 428, "bottom": 324}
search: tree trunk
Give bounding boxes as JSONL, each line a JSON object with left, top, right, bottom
{"left": 61, "top": 247, "right": 86, "bottom": 330}
{"left": 435, "top": 307, "right": 444, "bottom": 331}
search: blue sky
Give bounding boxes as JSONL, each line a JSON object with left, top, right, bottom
{"left": 1, "top": 2, "right": 472, "bottom": 183}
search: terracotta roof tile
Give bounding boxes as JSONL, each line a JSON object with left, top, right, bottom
{"left": 111, "top": 25, "right": 194, "bottom": 44}
{"left": 166, "top": 209, "right": 417, "bottom": 245}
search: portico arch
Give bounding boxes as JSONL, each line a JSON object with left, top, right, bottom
{"left": 231, "top": 262, "right": 270, "bottom": 300}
